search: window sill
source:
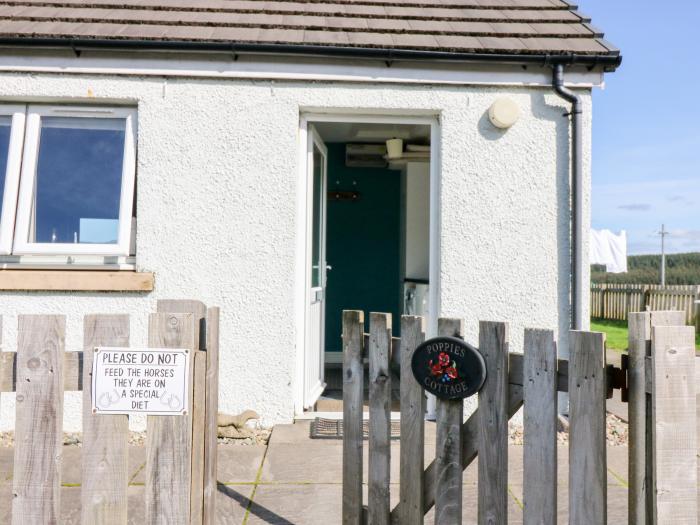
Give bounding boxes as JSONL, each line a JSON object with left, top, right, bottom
{"left": 0, "top": 270, "right": 154, "bottom": 292}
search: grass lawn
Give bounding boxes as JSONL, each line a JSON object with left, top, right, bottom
{"left": 591, "top": 318, "right": 700, "bottom": 352}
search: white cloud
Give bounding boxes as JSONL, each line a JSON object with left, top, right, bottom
{"left": 618, "top": 203, "right": 651, "bottom": 211}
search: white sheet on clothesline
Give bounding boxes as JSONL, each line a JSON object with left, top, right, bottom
{"left": 590, "top": 229, "right": 628, "bottom": 273}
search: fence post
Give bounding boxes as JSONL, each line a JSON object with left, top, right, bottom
{"left": 12, "top": 315, "right": 65, "bottom": 525}
{"left": 477, "top": 321, "right": 509, "bottom": 525}
{"left": 156, "top": 300, "right": 211, "bottom": 525}
{"left": 651, "top": 324, "right": 697, "bottom": 523}
{"left": 628, "top": 312, "right": 650, "bottom": 525}
{"left": 399, "top": 315, "right": 426, "bottom": 525}
{"left": 628, "top": 311, "right": 686, "bottom": 524}
{"left": 203, "top": 307, "right": 220, "bottom": 525}
{"left": 146, "top": 313, "right": 197, "bottom": 525}
{"left": 434, "top": 318, "right": 465, "bottom": 525}
{"left": 568, "top": 330, "right": 606, "bottom": 525}
{"left": 342, "top": 310, "right": 364, "bottom": 525}
{"left": 82, "top": 315, "right": 130, "bottom": 525}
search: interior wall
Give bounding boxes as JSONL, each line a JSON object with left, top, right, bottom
{"left": 402, "top": 162, "right": 430, "bottom": 281}
{"left": 324, "top": 143, "right": 401, "bottom": 352}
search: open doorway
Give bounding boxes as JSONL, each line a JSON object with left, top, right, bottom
{"left": 298, "top": 114, "right": 437, "bottom": 414}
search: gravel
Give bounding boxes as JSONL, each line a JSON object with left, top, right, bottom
{"left": 508, "top": 413, "right": 628, "bottom": 446}
{"left": 218, "top": 427, "right": 271, "bottom": 446}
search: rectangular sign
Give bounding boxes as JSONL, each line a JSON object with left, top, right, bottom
{"left": 91, "top": 347, "right": 190, "bottom": 416}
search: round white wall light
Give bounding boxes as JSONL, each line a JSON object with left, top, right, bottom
{"left": 488, "top": 98, "right": 520, "bottom": 129}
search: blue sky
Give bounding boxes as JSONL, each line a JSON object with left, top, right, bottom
{"left": 583, "top": 0, "right": 700, "bottom": 254}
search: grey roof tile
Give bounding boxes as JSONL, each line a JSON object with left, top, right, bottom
{"left": 0, "top": 0, "right": 619, "bottom": 59}
{"left": 434, "top": 34, "right": 482, "bottom": 51}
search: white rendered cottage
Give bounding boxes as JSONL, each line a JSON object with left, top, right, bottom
{"left": 0, "top": 0, "right": 619, "bottom": 429}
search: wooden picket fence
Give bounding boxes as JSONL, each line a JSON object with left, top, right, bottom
{"left": 341, "top": 310, "right": 697, "bottom": 524}
{"left": 591, "top": 283, "right": 700, "bottom": 328}
{"left": 0, "top": 299, "right": 219, "bottom": 525}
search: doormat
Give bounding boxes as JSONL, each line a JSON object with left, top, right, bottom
{"left": 310, "top": 418, "right": 401, "bottom": 440}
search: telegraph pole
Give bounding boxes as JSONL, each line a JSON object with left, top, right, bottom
{"left": 658, "top": 224, "right": 669, "bottom": 285}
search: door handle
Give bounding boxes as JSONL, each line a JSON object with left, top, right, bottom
{"left": 326, "top": 265, "right": 332, "bottom": 271}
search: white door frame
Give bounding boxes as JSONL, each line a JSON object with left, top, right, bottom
{"left": 303, "top": 125, "right": 328, "bottom": 408}
{"left": 294, "top": 112, "right": 441, "bottom": 416}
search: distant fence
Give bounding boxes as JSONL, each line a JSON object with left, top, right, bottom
{"left": 341, "top": 310, "right": 698, "bottom": 524}
{"left": 0, "top": 299, "right": 219, "bottom": 525}
{"left": 591, "top": 283, "right": 700, "bottom": 328}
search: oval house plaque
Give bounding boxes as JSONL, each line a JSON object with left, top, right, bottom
{"left": 411, "top": 336, "right": 486, "bottom": 400}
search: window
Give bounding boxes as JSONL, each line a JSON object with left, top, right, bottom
{"left": 0, "top": 105, "right": 25, "bottom": 254}
{"left": 0, "top": 105, "right": 136, "bottom": 259}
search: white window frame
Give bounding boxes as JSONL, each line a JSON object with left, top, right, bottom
{"left": 0, "top": 104, "right": 27, "bottom": 255}
{"left": 12, "top": 105, "right": 137, "bottom": 256}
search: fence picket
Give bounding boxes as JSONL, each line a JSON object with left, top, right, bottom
{"left": 477, "top": 321, "right": 509, "bottom": 525}
{"left": 399, "top": 315, "right": 426, "bottom": 525}
{"left": 651, "top": 325, "right": 697, "bottom": 523}
{"left": 12, "top": 315, "right": 65, "bottom": 525}
{"left": 434, "top": 318, "right": 465, "bottom": 525}
{"left": 523, "top": 329, "right": 557, "bottom": 525}
{"left": 342, "top": 310, "right": 364, "bottom": 525}
{"left": 82, "top": 315, "right": 130, "bottom": 525}
{"left": 368, "top": 312, "right": 392, "bottom": 525}
{"left": 157, "top": 300, "right": 207, "bottom": 350}
{"left": 146, "top": 313, "right": 197, "bottom": 525}
{"left": 568, "top": 331, "right": 606, "bottom": 525}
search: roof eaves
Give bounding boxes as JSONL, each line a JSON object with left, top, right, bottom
{"left": 0, "top": 36, "right": 623, "bottom": 70}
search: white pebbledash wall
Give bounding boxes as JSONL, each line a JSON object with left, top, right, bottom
{"left": 0, "top": 72, "right": 591, "bottom": 430}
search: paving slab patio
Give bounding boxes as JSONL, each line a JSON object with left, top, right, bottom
{"left": 0, "top": 420, "right": 670, "bottom": 524}
{"left": 243, "top": 422, "right": 631, "bottom": 524}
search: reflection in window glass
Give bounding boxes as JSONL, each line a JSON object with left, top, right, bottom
{"left": 0, "top": 116, "right": 11, "bottom": 217}
{"left": 32, "top": 117, "right": 125, "bottom": 244}
{"left": 311, "top": 146, "right": 323, "bottom": 288}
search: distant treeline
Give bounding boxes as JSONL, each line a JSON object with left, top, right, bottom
{"left": 592, "top": 252, "right": 700, "bottom": 285}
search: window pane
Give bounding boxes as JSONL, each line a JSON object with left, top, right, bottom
{"left": 32, "top": 117, "right": 125, "bottom": 244}
{"left": 311, "top": 145, "right": 324, "bottom": 288}
{"left": 0, "top": 116, "right": 11, "bottom": 217}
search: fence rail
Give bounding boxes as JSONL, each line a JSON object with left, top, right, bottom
{"left": 1, "top": 299, "right": 219, "bottom": 525}
{"left": 342, "top": 309, "right": 697, "bottom": 524}
{"left": 591, "top": 283, "right": 700, "bottom": 328}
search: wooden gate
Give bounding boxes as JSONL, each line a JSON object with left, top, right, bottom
{"left": 341, "top": 310, "right": 697, "bottom": 524}
{"left": 1, "top": 299, "right": 219, "bottom": 525}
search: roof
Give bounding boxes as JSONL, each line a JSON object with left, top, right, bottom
{"left": 0, "top": 0, "right": 620, "bottom": 67}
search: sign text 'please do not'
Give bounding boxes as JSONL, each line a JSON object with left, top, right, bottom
{"left": 91, "top": 347, "right": 190, "bottom": 416}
